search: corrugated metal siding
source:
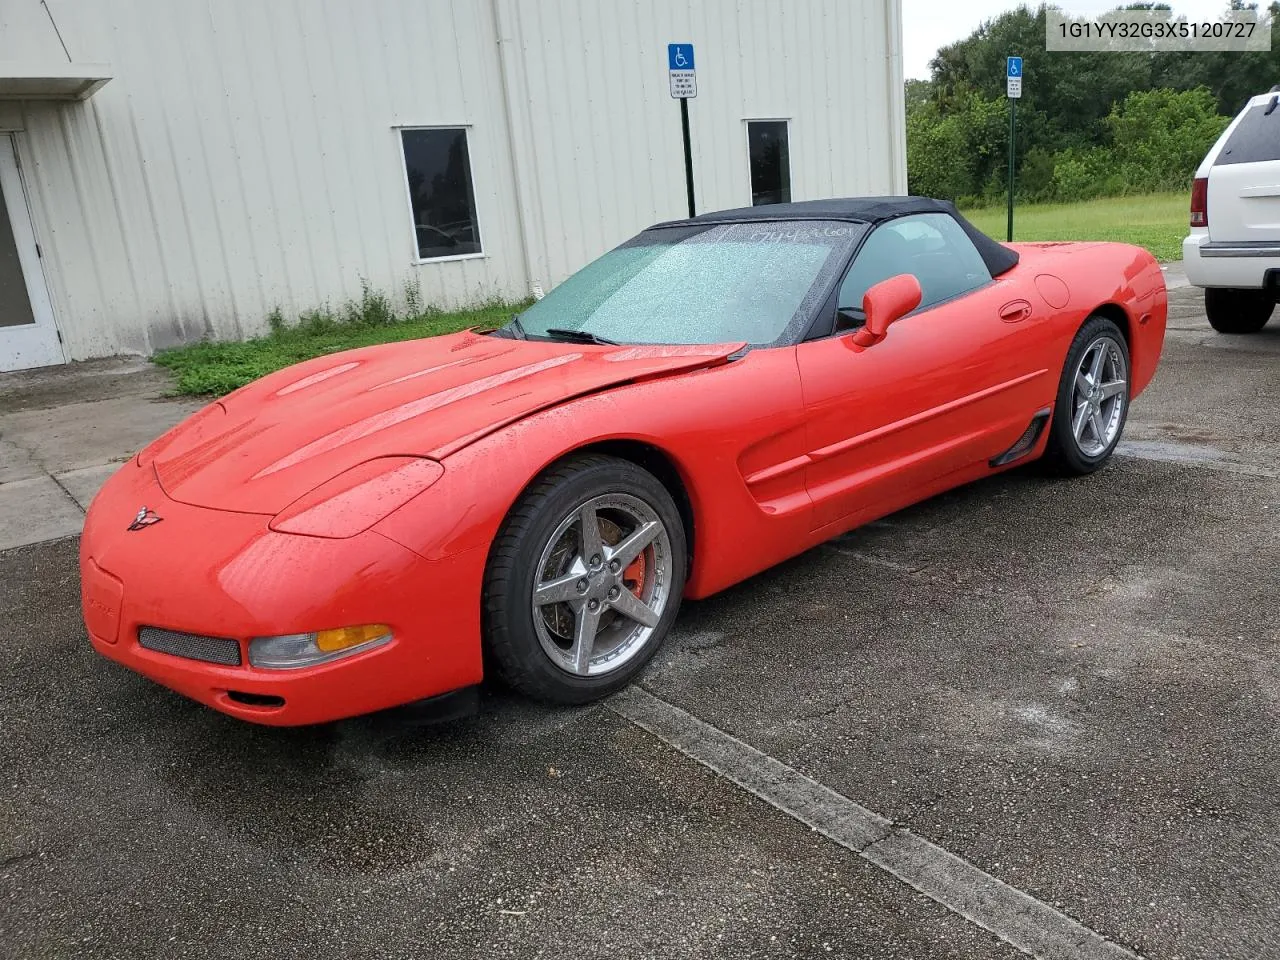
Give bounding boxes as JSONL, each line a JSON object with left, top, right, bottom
{"left": 0, "top": 2, "right": 69, "bottom": 60}
{"left": 8, "top": 0, "right": 902, "bottom": 361}
{"left": 496, "top": 0, "right": 903, "bottom": 287}
{"left": 19, "top": 0, "right": 528, "bottom": 358}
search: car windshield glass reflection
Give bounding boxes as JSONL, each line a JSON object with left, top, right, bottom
{"left": 516, "top": 220, "right": 863, "bottom": 347}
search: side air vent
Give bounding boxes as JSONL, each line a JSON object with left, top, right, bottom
{"left": 990, "top": 409, "right": 1051, "bottom": 467}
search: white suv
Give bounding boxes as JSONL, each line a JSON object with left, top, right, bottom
{"left": 1183, "top": 87, "right": 1280, "bottom": 334}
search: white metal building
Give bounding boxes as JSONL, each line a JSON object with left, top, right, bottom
{"left": 0, "top": 0, "right": 906, "bottom": 372}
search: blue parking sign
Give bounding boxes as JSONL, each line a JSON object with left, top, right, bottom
{"left": 668, "top": 43, "right": 696, "bottom": 98}
{"left": 1007, "top": 56, "right": 1022, "bottom": 78}
{"left": 668, "top": 43, "right": 695, "bottom": 70}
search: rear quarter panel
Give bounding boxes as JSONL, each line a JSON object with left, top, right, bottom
{"left": 1009, "top": 242, "right": 1167, "bottom": 397}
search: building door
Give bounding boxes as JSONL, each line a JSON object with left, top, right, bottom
{"left": 0, "top": 135, "right": 61, "bottom": 371}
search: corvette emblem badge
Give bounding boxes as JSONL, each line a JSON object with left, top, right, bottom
{"left": 127, "top": 506, "right": 163, "bottom": 531}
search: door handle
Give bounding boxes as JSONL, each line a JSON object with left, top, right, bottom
{"left": 999, "top": 299, "right": 1033, "bottom": 323}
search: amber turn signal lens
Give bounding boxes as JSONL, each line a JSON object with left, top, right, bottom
{"left": 314, "top": 624, "right": 392, "bottom": 653}
{"left": 248, "top": 625, "right": 393, "bottom": 669}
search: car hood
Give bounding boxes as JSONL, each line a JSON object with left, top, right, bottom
{"left": 149, "top": 331, "right": 742, "bottom": 515}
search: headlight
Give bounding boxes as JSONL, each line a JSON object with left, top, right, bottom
{"left": 270, "top": 457, "right": 444, "bottom": 538}
{"left": 248, "top": 624, "right": 392, "bottom": 669}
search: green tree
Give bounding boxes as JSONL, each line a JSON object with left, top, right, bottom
{"left": 905, "top": 78, "right": 933, "bottom": 112}
{"left": 1150, "top": 2, "right": 1280, "bottom": 113}
{"left": 907, "top": 93, "right": 1008, "bottom": 202}
{"left": 930, "top": 4, "right": 1151, "bottom": 152}
{"left": 913, "top": 1, "right": 1270, "bottom": 204}
{"left": 1107, "top": 87, "right": 1231, "bottom": 191}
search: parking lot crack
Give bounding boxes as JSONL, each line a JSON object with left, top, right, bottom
{"left": 1, "top": 851, "right": 35, "bottom": 870}
{"left": 47, "top": 472, "right": 87, "bottom": 514}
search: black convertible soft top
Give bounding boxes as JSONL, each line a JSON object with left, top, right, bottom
{"left": 658, "top": 196, "right": 1020, "bottom": 279}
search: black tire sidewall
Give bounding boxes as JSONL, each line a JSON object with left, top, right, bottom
{"left": 1046, "top": 316, "right": 1131, "bottom": 475}
{"left": 482, "top": 456, "right": 687, "bottom": 703}
{"left": 1205, "top": 288, "right": 1274, "bottom": 334}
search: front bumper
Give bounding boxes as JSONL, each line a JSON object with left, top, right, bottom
{"left": 1183, "top": 233, "right": 1280, "bottom": 289}
{"left": 80, "top": 460, "right": 485, "bottom": 726}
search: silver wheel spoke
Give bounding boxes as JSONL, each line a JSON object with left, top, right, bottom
{"left": 533, "top": 571, "right": 583, "bottom": 607}
{"left": 577, "top": 503, "right": 603, "bottom": 566}
{"left": 607, "top": 520, "right": 659, "bottom": 569}
{"left": 569, "top": 604, "right": 602, "bottom": 674}
{"left": 609, "top": 589, "right": 660, "bottom": 628}
{"left": 1075, "top": 370, "right": 1092, "bottom": 396}
{"left": 1099, "top": 378, "right": 1126, "bottom": 400}
{"left": 1088, "top": 344, "right": 1106, "bottom": 383}
{"left": 1089, "top": 410, "right": 1106, "bottom": 442}
{"left": 1072, "top": 402, "right": 1090, "bottom": 440}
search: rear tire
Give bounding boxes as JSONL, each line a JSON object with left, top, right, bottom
{"left": 1205, "top": 288, "right": 1274, "bottom": 334}
{"left": 482, "top": 454, "right": 687, "bottom": 704}
{"left": 1043, "top": 316, "right": 1130, "bottom": 476}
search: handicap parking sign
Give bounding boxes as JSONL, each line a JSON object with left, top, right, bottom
{"left": 668, "top": 43, "right": 696, "bottom": 98}
{"left": 1006, "top": 56, "right": 1023, "bottom": 98}
{"left": 668, "top": 44, "right": 695, "bottom": 70}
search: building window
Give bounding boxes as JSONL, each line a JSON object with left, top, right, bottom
{"left": 399, "top": 128, "right": 482, "bottom": 261}
{"left": 747, "top": 120, "right": 791, "bottom": 206}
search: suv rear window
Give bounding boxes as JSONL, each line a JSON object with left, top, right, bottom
{"left": 1216, "top": 98, "right": 1280, "bottom": 165}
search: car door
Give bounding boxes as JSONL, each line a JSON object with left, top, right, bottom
{"left": 795, "top": 212, "right": 1049, "bottom": 531}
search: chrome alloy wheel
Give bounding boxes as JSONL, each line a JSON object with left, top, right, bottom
{"left": 530, "top": 493, "right": 673, "bottom": 677}
{"left": 1071, "top": 335, "right": 1127, "bottom": 458}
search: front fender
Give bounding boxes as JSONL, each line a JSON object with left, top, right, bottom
{"left": 372, "top": 348, "right": 814, "bottom": 599}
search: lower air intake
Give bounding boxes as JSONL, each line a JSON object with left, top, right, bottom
{"left": 138, "top": 627, "right": 242, "bottom": 666}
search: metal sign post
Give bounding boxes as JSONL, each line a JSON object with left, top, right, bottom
{"left": 668, "top": 43, "right": 697, "bottom": 218}
{"left": 1006, "top": 56, "right": 1022, "bottom": 243}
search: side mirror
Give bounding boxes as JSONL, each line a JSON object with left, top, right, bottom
{"left": 851, "top": 274, "right": 922, "bottom": 348}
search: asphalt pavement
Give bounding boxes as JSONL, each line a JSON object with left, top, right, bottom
{"left": 2, "top": 281, "right": 1279, "bottom": 959}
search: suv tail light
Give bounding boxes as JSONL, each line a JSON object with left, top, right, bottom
{"left": 1190, "top": 177, "right": 1208, "bottom": 227}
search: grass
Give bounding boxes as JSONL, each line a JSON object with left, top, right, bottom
{"left": 154, "top": 293, "right": 526, "bottom": 396}
{"left": 961, "top": 191, "right": 1188, "bottom": 262}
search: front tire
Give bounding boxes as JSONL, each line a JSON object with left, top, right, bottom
{"left": 1205, "top": 288, "right": 1274, "bottom": 334}
{"left": 482, "top": 454, "right": 687, "bottom": 704}
{"left": 1043, "top": 316, "right": 1130, "bottom": 476}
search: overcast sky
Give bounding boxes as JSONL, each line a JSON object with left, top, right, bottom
{"left": 902, "top": 0, "right": 1238, "bottom": 79}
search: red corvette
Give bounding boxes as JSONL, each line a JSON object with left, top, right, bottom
{"left": 80, "top": 198, "right": 1167, "bottom": 725}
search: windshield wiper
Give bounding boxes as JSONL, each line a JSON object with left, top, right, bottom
{"left": 543, "top": 327, "right": 620, "bottom": 345}
{"left": 507, "top": 314, "right": 528, "bottom": 339}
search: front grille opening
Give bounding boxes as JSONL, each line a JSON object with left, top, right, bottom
{"left": 226, "top": 691, "right": 285, "bottom": 709}
{"left": 138, "top": 627, "right": 242, "bottom": 666}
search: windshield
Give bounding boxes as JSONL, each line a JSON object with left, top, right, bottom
{"left": 514, "top": 220, "right": 864, "bottom": 346}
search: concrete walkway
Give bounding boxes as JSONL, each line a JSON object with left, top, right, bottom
{"left": 0, "top": 358, "right": 201, "bottom": 552}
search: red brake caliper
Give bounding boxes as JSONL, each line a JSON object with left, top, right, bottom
{"left": 622, "top": 553, "right": 646, "bottom": 598}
